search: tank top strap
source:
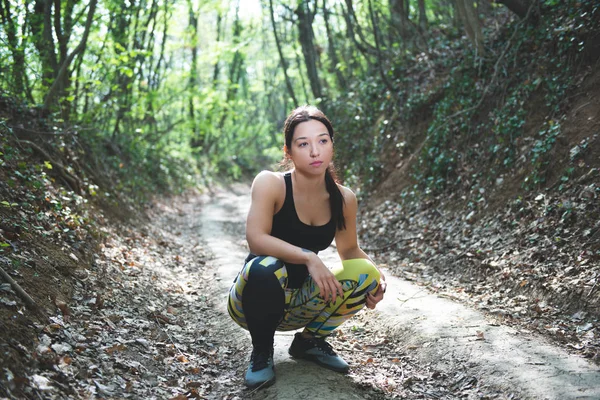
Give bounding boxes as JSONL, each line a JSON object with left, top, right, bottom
{"left": 283, "top": 172, "right": 293, "bottom": 204}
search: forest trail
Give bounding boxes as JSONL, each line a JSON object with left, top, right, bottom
{"left": 197, "top": 185, "right": 600, "bottom": 400}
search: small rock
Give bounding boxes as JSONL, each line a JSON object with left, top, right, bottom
{"left": 31, "top": 375, "right": 53, "bottom": 391}
{"left": 51, "top": 343, "right": 72, "bottom": 355}
{"left": 465, "top": 211, "right": 476, "bottom": 223}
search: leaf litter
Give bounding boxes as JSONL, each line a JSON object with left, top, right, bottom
{"left": 359, "top": 169, "right": 599, "bottom": 365}
{"left": 2, "top": 196, "right": 247, "bottom": 399}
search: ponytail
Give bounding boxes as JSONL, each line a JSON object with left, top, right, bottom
{"left": 325, "top": 166, "right": 346, "bottom": 230}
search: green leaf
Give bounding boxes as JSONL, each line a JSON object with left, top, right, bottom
{"left": 44, "top": 161, "right": 53, "bottom": 170}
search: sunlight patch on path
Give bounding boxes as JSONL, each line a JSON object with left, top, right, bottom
{"left": 374, "top": 276, "right": 600, "bottom": 399}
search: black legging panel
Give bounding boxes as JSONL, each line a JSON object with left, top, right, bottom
{"left": 242, "top": 260, "right": 286, "bottom": 351}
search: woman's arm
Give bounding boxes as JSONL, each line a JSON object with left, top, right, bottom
{"left": 246, "top": 171, "right": 344, "bottom": 302}
{"left": 335, "top": 186, "right": 387, "bottom": 309}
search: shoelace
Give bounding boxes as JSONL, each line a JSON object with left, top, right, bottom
{"left": 310, "top": 337, "right": 336, "bottom": 356}
{"left": 251, "top": 349, "right": 272, "bottom": 371}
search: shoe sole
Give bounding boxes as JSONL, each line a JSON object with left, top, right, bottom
{"left": 244, "top": 376, "right": 276, "bottom": 389}
{"left": 288, "top": 348, "right": 349, "bottom": 374}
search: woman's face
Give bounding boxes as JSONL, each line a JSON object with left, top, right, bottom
{"left": 288, "top": 119, "right": 333, "bottom": 174}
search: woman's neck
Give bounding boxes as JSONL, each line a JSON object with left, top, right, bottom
{"left": 291, "top": 169, "right": 326, "bottom": 193}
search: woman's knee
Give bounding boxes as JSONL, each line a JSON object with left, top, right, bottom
{"left": 336, "top": 259, "right": 380, "bottom": 285}
{"left": 247, "top": 256, "right": 286, "bottom": 279}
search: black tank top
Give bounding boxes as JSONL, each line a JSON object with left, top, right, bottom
{"left": 248, "top": 172, "right": 337, "bottom": 288}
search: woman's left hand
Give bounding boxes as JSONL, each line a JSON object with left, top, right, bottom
{"left": 366, "top": 279, "right": 386, "bottom": 309}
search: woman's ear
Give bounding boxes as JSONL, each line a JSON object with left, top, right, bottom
{"left": 283, "top": 145, "right": 291, "bottom": 159}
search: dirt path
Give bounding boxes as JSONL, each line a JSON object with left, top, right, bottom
{"left": 10, "top": 185, "right": 598, "bottom": 399}
{"left": 197, "top": 185, "right": 600, "bottom": 400}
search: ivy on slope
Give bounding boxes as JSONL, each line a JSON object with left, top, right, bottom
{"left": 413, "top": 0, "right": 599, "bottom": 195}
{"left": 330, "top": 0, "right": 598, "bottom": 197}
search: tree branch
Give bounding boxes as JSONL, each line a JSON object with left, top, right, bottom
{"left": 44, "top": 0, "right": 98, "bottom": 110}
{"left": 0, "top": 259, "right": 47, "bottom": 318}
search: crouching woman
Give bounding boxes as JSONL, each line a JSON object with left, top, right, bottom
{"left": 227, "top": 105, "right": 387, "bottom": 389}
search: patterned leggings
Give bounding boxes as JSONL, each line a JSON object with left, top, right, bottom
{"left": 227, "top": 255, "right": 380, "bottom": 349}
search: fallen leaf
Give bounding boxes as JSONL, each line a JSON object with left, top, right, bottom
{"left": 54, "top": 298, "right": 71, "bottom": 322}
{"left": 520, "top": 280, "right": 528, "bottom": 287}
{"left": 105, "top": 344, "right": 127, "bottom": 354}
{"left": 177, "top": 355, "right": 189, "bottom": 363}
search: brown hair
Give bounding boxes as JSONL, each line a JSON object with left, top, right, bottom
{"left": 282, "top": 105, "right": 346, "bottom": 230}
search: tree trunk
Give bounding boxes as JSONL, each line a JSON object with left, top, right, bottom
{"left": 187, "top": 0, "right": 199, "bottom": 146}
{"left": 218, "top": 5, "right": 245, "bottom": 130}
{"left": 0, "top": 0, "right": 29, "bottom": 99}
{"left": 295, "top": 43, "right": 311, "bottom": 104}
{"left": 295, "top": 1, "right": 324, "bottom": 101}
{"left": 322, "top": 0, "right": 347, "bottom": 91}
{"left": 226, "top": 11, "right": 244, "bottom": 103}
{"left": 212, "top": 11, "right": 222, "bottom": 88}
{"left": 269, "top": 0, "right": 298, "bottom": 106}
{"left": 136, "top": 0, "right": 158, "bottom": 97}
{"left": 494, "top": 0, "right": 538, "bottom": 22}
{"left": 111, "top": 0, "right": 135, "bottom": 137}
{"left": 418, "top": 0, "right": 428, "bottom": 32}
{"left": 455, "top": 0, "right": 484, "bottom": 56}
{"left": 134, "top": 0, "right": 158, "bottom": 97}
{"left": 368, "top": 0, "right": 394, "bottom": 92}
{"left": 150, "top": 0, "right": 169, "bottom": 92}
{"left": 390, "top": 0, "right": 410, "bottom": 40}
{"left": 30, "top": 0, "right": 58, "bottom": 88}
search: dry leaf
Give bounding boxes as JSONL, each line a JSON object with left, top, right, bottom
{"left": 520, "top": 280, "right": 528, "bottom": 287}
{"left": 176, "top": 355, "right": 189, "bottom": 363}
{"left": 54, "top": 298, "right": 71, "bottom": 322}
{"left": 105, "top": 344, "right": 127, "bottom": 354}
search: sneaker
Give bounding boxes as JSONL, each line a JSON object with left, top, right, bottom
{"left": 244, "top": 348, "right": 275, "bottom": 389}
{"left": 288, "top": 332, "right": 349, "bottom": 373}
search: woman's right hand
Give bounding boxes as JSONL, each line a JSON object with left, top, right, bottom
{"left": 305, "top": 252, "right": 344, "bottom": 303}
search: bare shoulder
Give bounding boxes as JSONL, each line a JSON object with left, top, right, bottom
{"left": 337, "top": 184, "right": 358, "bottom": 208}
{"left": 252, "top": 170, "right": 283, "bottom": 187}
{"left": 251, "top": 171, "right": 285, "bottom": 201}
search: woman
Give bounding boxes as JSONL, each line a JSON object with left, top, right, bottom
{"left": 227, "top": 105, "right": 387, "bottom": 389}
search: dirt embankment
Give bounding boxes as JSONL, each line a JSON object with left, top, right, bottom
{"left": 364, "top": 55, "right": 600, "bottom": 364}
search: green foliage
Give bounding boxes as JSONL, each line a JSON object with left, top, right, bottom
{"left": 1, "top": 0, "right": 598, "bottom": 198}
{"left": 329, "top": 76, "right": 389, "bottom": 191}
{"left": 400, "top": 0, "right": 598, "bottom": 194}
{"left": 523, "top": 119, "right": 562, "bottom": 188}
{"left": 413, "top": 61, "right": 479, "bottom": 192}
